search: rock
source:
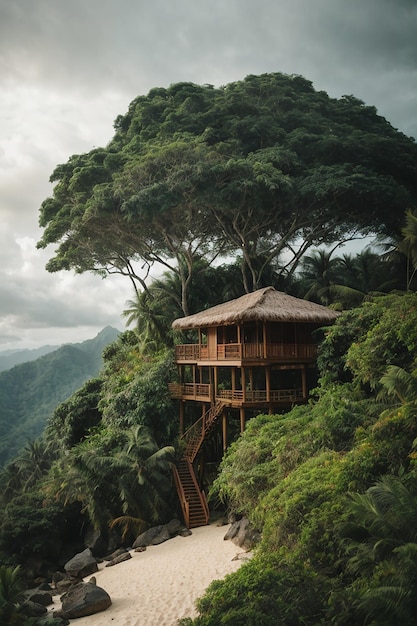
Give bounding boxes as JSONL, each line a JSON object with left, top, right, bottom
{"left": 19, "top": 599, "right": 48, "bottom": 617}
{"left": 232, "top": 551, "right": 254, "bottom": 561}
{"left": 105, "top": 551, "right": 132, "bottom": 566}
{"left": 36, "top": 611, "right": 70, "bottom": 626}
{"left": 104, "top": 547, "right": 128, "bottom": 561}
{"left": 22, "top": 589, "right": 53, "bottom": 606}
{"left": 38, "top": 582, "right": 53, "bottom": 591}
{"left": 152, "top": 526, "right": 171, "bottom": 545}
{"left": 223, "top": 523, "right": 239, "bottom": 541}
{"left": 132, "top": 520, "right": 191, "bottom": 549}
{"left": 64, "top": 548, "right": 98, "bottom": 578}
{"left": 84, "top": 527, "right": 108, "bottom": 556}
{"left": 132, "top": 525, "right": 164, "bottom": 548}
{"left": 224, "top": 517, "right": 261, "bottom": 550}
{"left": 52, "top": 571, "right": 67, "bottom": 586}
{"left": 61, "top": 581, "right": 111, "bottom": 619}
{"left": 166, "top": 518, "right": 184, "bottom": 536}
{"left": 134, "top": 546, "right": 147, "bottom": 553}
{"left": 55, "top": 577, "right": 80, "bottom": 595}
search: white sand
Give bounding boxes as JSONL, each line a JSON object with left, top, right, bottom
{"left": 51, "top": 523, "right": 246, "bottom": 626}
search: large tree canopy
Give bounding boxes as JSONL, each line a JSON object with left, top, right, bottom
{"left": 38, "top": 72, "right": 417, "bottom": 313}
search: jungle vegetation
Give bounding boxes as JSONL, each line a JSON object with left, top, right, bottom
{"left": 1, "top": 72, "right": 417, "bottom": 624}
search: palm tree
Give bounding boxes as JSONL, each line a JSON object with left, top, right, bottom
{"left": 56, "top": 425, "right": 176, "bottom": 535}
{"left": 0, "top": 439, "right": 52, "bottom": 504}
{"left": 0, "top": 564, "right": 25, "bottom": 625}
{"left": 338, "top": 366, "right": 417, "bottom": 624}
{"left": 398, "top": 208, "right": 417, "bottom": 290}
{"left": 378, "top": 365, "right": 417, "bottom": 407}
{"left": 123, "top": 278, "right": 181, "bottom": 352}
{"left": 298, "top": 249, "right": 342, "bottom": 306}
{"left": 0, "top": 462, "right": 25, "bottom": 504}
{"left": 113, "top": 425, "right": 176, "bottom": 526}
{"left": 343, "top": 473, "right": 417, "bottom": 625}
{"left": 15, "top": 440, "right": 52, "bottom": 491}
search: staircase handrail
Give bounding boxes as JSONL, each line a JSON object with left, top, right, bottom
{"left": 172, "top": 464, "right": 190, "bottom": 528}
{"left": 182, "top": 399, "right": 226, "bottom": 462}
{"left": 185, "top": 459, "right": 209, "bottom": 524}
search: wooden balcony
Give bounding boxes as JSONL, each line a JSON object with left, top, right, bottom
{"left": 168, "top": 382, "right": 211, "bottom": 401}
{"left": 174, "top": 342, "right": 317, "bottom": 362}
{"left": 169, "top": 383, "right": 304, "bottom": 405}
{"left": 218, "top": 388, "right": 304, "bottom": 404}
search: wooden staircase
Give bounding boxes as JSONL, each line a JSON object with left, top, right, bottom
{"left": 173, "top": 400, "right": 225, "bottom": 528}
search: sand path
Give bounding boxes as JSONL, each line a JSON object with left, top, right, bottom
{"left": 50, "top": 522, "right": 245, "bottom": 626}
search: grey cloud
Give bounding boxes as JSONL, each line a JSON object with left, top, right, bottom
{"left": 0, "top": 0, "right": 416, "bottom": 349}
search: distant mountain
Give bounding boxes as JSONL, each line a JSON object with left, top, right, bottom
{"left": 0, "top": 345, "right": 61, "bottom": 372}
{"left": 0, "top": 326, "right": 120, "bottom": 467}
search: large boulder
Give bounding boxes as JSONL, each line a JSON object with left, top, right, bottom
{"left": 83, "top": 527, "right": 108, "bottom": 556}
{"left": 20, "top": 589, "right": 53, "bottom": 606}
{"left": 19, "top": 599, "right": 47, "bottom": 617}
{"left": 132, "top": 525, "right": 164, "bottom": 548}
{"left": 64, "top": 548, "right": 98, "bottom": 578}
{"left": 132, "top": 519, "right": 189, "bottom": 548}
{"left": 223, "top": 517, "right": 261, "bottom": 550}
{"left": 61, "top": 581, "right": 111, "bottom": 619}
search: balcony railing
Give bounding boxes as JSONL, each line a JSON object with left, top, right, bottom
{"left": 218, "top": 388, "right": 304, "bottom": 403}
{"left": 175, "top": 342, "right": 317, "bottom": 362}
{"left": 168, "top": 382, "right": 211, "bottom": 400}
{"left": 169, "top": 383, "right": 304, "bottom": 404}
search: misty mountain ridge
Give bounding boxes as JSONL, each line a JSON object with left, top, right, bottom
{"left": 0, "top": 326, "right": 120, "bottom": 467}
{"left": 0, "top": 326, "right": 120, "bottom": 372}
{"left": 0, "top": 344, "right": 61, "bottom": 372}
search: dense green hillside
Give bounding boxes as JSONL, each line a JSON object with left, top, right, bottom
{"left": 0, "top": 326, "right": 119, "bottom": 467}
{"left": 181, "top": 292, "right": 417, "bottom": 625}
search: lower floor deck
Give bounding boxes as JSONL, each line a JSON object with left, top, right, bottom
{"left": 168, "top": 382, "right": 304, "bottom": 406}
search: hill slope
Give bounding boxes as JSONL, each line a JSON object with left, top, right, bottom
{"left": 0, "top": 326, "right": 119, "bottom": 466}
{"left": 0, "top": 345, "right": 60, "bottom": 372}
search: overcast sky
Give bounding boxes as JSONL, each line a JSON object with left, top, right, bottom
{"left": 1, "top": 0, "right": 416, "bottom": 351}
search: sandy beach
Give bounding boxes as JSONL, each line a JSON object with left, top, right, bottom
{"left": 50, "top": 522, "right": 246, "bottom": 626}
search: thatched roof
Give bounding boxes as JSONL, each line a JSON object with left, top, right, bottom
{"left": 172, "top": 287, "right": 340, "bottom": 330}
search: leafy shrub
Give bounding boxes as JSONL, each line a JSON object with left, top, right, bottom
{"left": 180, "top": 552, "right": 332, "bottom": 626}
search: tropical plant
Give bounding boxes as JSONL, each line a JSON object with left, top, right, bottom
{"left": 298, "top": 248, "right": 343, "bottom": 306}
{"left": 340, "top": 473, "right": 417, "bottom": 625}
{"left": 0, "top": 564, "right": 25, "bottom": 625}
{"left": 398, "top": 208, "right": 417, "bottom": 289}
{"left": 54, "top": 425, "right": 176, "bottom": 535}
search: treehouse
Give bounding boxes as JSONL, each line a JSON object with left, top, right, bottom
{"left": 169, "top": 286, "right": 339, "bottom": 527}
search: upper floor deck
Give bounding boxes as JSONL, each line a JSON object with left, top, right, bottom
{"left": 175, "top": 341, "right": 317, "bottom": 363}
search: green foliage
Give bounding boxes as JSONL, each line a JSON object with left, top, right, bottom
{"left": 53, "top": 424, "right": 176, "bottom": 533}
{"left": 0, "top": 330, "right": 180, "bottom": 574}
{"left": 346, "top": 294, "right": 417, "bottom": 389}
{"left": 0, "top": 491, "right": 78, "bottom": 564}
{"left": 99, "top": 339, "right": 177, "bottom": 445}
{"left": 335, "top": 474, "right": 417, "bottom": 625}
{"left": 297, "top": 248, "right": 405, "bottom": 309}
{"left": 195, "top": 293, "right": 417, "bottom": 625}
{"left": 0, "top": 440, "right": 53, "bottom": 505}
{"left": 318, "top": 292, "right": 417, "bottom": 388}
{"left": 45, "top": 377, "right": 103, "bottom": 450}
{"left": 0, "top": 564, "right": 25, "bottom": 625}
{"left": 179, "top": 552, "right": 332, "bottom": 626}
{"left": 38, "top": 73, "right": 417, "bottom": 308}
{"left": 211, "top": 384, "right": 365, "bottom": 518}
